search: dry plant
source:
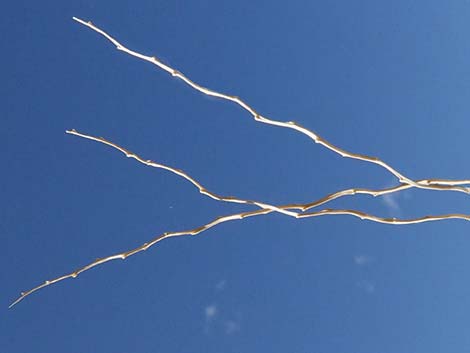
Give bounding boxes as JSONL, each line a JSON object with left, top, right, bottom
{"left": 10, "top": 17, "right": 470, "bottom": 308}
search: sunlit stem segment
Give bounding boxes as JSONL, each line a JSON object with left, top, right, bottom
{"left": 65, "top": 129, "right": 470, "bottom": 216}
{"left": 66, "top": 129, "right": 298, "bottom": 218}
{"left": 10, "top": 203, "right": 470, "bottom": 308}
{"left": 10, "top": 17, "right": 470, "bottom": 309}
{"left": 72, "top": 16, "right": 470, "bottom": 194}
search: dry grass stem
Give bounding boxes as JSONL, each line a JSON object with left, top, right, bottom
{"left": 72, "top": 16, "right": 470, "bottom": 194}
{"left": 10, "top": 18, "right": 469, "bottom": 308}
{"left": 10, "top": 202, "right": 470, "bottom": 308}
{"left": 65, "top": 129, "right": 470, "bottom": 215}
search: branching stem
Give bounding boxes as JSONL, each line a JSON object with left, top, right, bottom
{"left": 10, "top": 18, "right": 470, "bottom": 308}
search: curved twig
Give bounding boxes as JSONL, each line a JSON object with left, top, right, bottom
{"left": 65, "top": 129, "right": 470, "bottom": 216}
{"left": 10, "top": 204, "right": 470, "bottom": 308}
{"left": 66, "top": 129, "right": 300, "bottom": 217}
{"left": 71, "top": 17, "right": 470, "bottom": 194}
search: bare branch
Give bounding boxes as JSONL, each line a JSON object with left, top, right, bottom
{"left": 10, "top": 204, "right": 470, "bottom": 308}
{"left": 66, "top": 129, "right": 300, "bottom": 218}
{"left": 65, "top": 129, "right": 470, "bottom": 216}
{"left": 12, "top": 18, "right": 470, "bottom": 309}
{"left": 19, "top": 128, "right": 466, "bottom": 308}
{"left": 72, "top": 17, "right": 470, "bottom": 194}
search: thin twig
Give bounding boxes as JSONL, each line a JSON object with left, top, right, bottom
{"left": 12, "top": 18, "right": 470, "bottom": 309}
{"left": 66, "top": 129, "right": 299, "bottom": 217}
{"left": 10, "top": 204, "right": 470, "bottom": 308}
{"left": 72, "top": 17, "right": 470, "bottom": 194}
{"left": 65, "top": 129, "right": 470, "bottom": 215}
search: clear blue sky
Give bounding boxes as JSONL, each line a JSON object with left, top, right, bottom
{"left": 3, "top": 1, "right": 470, "bottom": 352}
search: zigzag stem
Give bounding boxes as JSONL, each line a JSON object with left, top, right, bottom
{"left": 10, "top": 203, "right": 470, "bottom": 308}
{"left": 12, "top": 18, "right": 470, "bottom": 309}
{"left": 72, "top": 17, "right": 470, "bottom": 194}
{"left": 66, "top": 129, "right": 299, "bottom": 217}
{"left": 65, "top": 129, "right": 470, "bottom": 216}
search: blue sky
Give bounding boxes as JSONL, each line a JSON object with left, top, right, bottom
{"left": 3, "top": 1, "right": 470, "bottom": 352}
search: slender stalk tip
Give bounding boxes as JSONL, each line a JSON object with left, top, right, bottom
{"left": 8, "top": 296, "right": 22, "bottom": 309}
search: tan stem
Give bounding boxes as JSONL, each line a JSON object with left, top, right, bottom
{"left": 71, "top": 17, "right": 470, "bottom": 194}
{"left": 10, "top": 203, "right": 470, "bottom": 308}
